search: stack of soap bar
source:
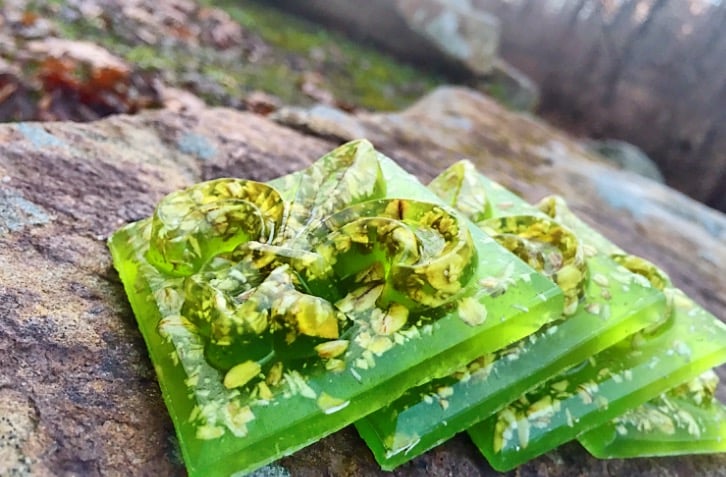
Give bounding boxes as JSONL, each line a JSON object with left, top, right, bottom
{"left": 108, "top": 140, "right": 563, "bottom": 476}
{"left": 470, "top": 281, "right": 726, "bottom": 470}
{"left": 579, "top": 370, "right": 726, "bottom": 458}
{"left": 355, "top": 161, "right": 667, "bottom": 469}
{"left": 468, "top": 206, "right": 726, "bottom": 470}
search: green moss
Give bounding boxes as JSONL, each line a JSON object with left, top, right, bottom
{"left": 43, "top": 0, "right": 443, "bottom": 111}
{"left": 483, "top": 82, "right": 509, "bottom": 107}
{"left": 226, "top": 2, "right": 335, "bottom": 54}
{"left": 206, "top": 0, "right": 444, "bottom": 110}
{"left": 124, "top": 46, "right": 178, "bottom": 71}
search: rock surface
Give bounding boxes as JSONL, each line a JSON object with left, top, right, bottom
{"left": 478, "top": 58, "right": 540, "bottom": 111}
{"left": 265, "top": 0, "right": 499, "bottom": 76}
{"left": 1, "top": 88, "right": 725, "bottom": 477}
{"left": 585, "top": 139, "right": 664, "bottom": 183}
{"left": 395, "top": 0, "right": 500, "bottom": 76}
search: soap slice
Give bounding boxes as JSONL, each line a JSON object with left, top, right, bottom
{"left": 109, "top": 141, "right": 563, "bottom": 477}
{"left": 579, "top": 371, "right": 726, "bottom": 458}
{"left": 469, "top": 279, "right": 726, "bottom": 471}
{"left": 355, "top": 161, "right": 666, "bottom": 469}
{"left": 468, "top": 179, "right": 726, "bottom": 470}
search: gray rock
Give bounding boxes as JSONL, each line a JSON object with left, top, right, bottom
{"left": 1, "top": 96, "right": 724, "bottom": 476}
{"left": 586, "top": 139, "right": 665, "bottom": 183}
{"left": 0, "top": 186, "right": 51, "bottom": 235}
{"left": 395, "top": 0, "right": 500, "bottom": 76}
{"left": 271, "top": 104, "right": 369, "bottom": 141}
{"left": 265, "top": 0, "right": 499, "bottom": 76}
{"left": 476, "top": 58, "right": 540, "bottom": 111}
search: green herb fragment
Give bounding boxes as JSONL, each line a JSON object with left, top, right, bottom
{"left": 356, "top": 161, "right": 666, "bottom": 470}
{"left": 108, "top": 141, "right": 562, "bottom": 476}
{"left": 481, "top": 214, "right": 585, "bottom": 315}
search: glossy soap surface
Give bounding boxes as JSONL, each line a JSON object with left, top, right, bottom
{"left": 579, "top": 370, "right": 726, "bottom": 458}
{"left": 469, "top": 267, "right": 726, "bottom": 471}
{"left": 108, "top": 140, "right": 563, "bottom": 476}
{"left": 355, "top": 161, "right": 667, "bottom": 469}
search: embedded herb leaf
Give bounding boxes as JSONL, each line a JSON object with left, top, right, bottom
{"left": 270, "top": 139, "right": 386, "bottom": 243}
{"left": 428, "top": 159, "right": 490, "bottom": 223}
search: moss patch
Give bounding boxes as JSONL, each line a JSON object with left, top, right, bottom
{"left": 208, "top": 1, "right": 444, "bottom": 110}
{"left": 40, "top": 0, "right": 444, "bottom": 111}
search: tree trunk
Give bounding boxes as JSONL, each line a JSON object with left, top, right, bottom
{"left": 601, "top": 0, "right": 671, "bottom": 105}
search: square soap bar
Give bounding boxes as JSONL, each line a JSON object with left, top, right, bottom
{"left": 469, "top": 285, "right": 726, "bottom": 471}
{"left": 355, "top": 161, "right": 667, "bottom": 469}
{"left": 109, "top": 141, "right": 563, "bottom": 476}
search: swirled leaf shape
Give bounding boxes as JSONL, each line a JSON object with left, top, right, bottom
{"left": 312, "top": 198, "right": 476, "bottom": 311}
{"left": 537, "top": 195, "right": 620, "bottom": 256}
{"left": 610, "top": 253, "right": 671, "bottom": 292}
{"left": 146, "top": 179, "right": 285, "bottom": 276}
{"left": 427, "top": 160, "right": 587, "bottom": 316}
{"left": 146, "top": 141, "right": 478, "bottom": 393}
{"left": 481, "top": 215, "right": 585, "bottom": 315}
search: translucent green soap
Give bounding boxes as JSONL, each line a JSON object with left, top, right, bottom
{"left": 469, "top": 281, "right": 726, "bottom": 471}
{"left": 355, "top": 161, "right": 666, "bottom": 469}
{"left": 579, "top": 371, "right": 726, "bottom": 458}
{"left": 108, "top": 141, "right": 563, "bottom": 476}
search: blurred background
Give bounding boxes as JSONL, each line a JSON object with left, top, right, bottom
{"left": 1, "top": 0, "right": 724, "bottom": 211}
{"left": 477, "top": 0, "right": 726, "bottom": 213}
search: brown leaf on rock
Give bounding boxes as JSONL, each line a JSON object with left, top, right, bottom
{"left": 20, "top": 10, "right": 39, "bottom": 27}
{"left": 0, "top": 57, "right": 36, "bottom": 121}
{"left": 7, "top": 38, "right": 164, "bottom": 122}
{"left": 244, "top": 90, "right": 282, "bottom": 116}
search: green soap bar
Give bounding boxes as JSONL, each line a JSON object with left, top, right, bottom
{"left": 355, "top": 255, "right": 666, "bottom": 469}
{"left": 579, "top": 371, "right": 726, "bottom": 458}
{"left": 469, "top": 286, "right": 726, "bottom": 471}
{"left": 356, "top": 161, "right": 666, "bottom": 469}
{"left": 109, "top": 141, "right": 563, "bottom": 476}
